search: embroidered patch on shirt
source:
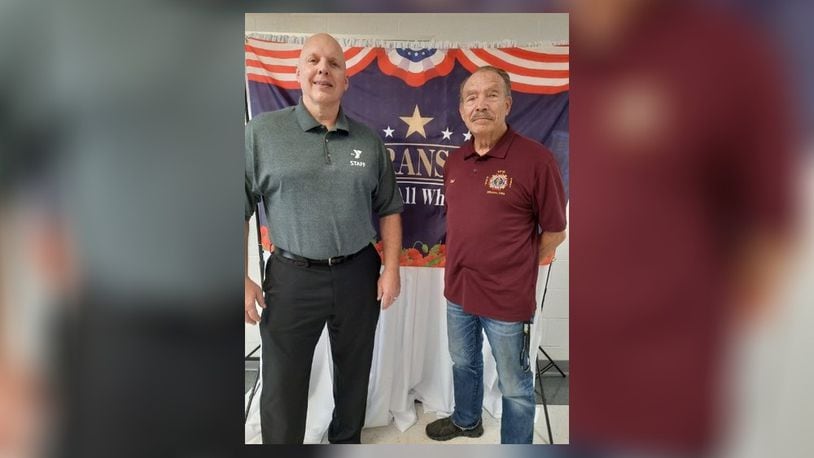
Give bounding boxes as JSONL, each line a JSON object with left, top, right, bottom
{"left": 484, "top": 170, "right": 512, "bottom": 195}
{"left": 349, "top": 149, "right": 366, "bottom": 167}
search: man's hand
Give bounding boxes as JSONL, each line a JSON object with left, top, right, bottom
{"left": 377, "top": 268, "right": 400, "bottom": 309}
{"left": 245, "top": 277, "right": 266, "bottom": 325}
{"left": 377, "top": 213, "right": 402, "bottom": 309}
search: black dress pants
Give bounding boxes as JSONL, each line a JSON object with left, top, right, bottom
{"left": 258, "top": 244, "right": 381, "bottom": 444}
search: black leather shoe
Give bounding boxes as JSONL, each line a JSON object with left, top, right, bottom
{"left": 425, "top": 416, "right": 483, "bottom": 441}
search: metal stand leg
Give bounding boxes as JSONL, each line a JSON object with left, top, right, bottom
{"left": 536, "top": 355, "right": 554, "bottom": 444}
{"left": 245, "top": 344, "right": 262, "bottom": 423}
{"left": 244, "top": 206, "right": 268, "bottom": 424}
{"left": 538, "top": 346, "right": 567, "bottom": 378}
{"left": 535, "top": 259, "right": 567, "bottom": 444}
{"left": 538, "top": 263, "right": 567, "bottom": 379}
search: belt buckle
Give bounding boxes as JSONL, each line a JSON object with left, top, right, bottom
{"left": 327, "top": 255, "right": 345, "bottom": 266}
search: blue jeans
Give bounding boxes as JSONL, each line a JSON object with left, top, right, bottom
{"left": 447, "top": 301, "right": 535, "bottom": 444}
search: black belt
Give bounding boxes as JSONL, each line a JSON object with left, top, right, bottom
{"left": 274, "top": 247, "right": 363, "bottom": 267}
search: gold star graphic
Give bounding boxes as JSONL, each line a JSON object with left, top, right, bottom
{"left": 399, "top": 105, "right": 434, "bottom": 139}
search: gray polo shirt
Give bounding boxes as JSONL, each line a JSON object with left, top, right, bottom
{"left": 245, "top": 99, "right": 403, "bottom": 259}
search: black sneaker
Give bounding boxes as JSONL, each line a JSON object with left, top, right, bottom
{"left": 425, "top": 416, "right": 484, "bottom": 441}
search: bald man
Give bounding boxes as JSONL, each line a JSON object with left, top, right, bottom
{"left": 244, "top": 33, "right": 403, "bottom": 444}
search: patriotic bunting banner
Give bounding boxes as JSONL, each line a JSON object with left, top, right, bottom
{"left": 246, "top": 36, "right": 569, "bottom": 267}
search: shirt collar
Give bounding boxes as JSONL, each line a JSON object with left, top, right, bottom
{"left": 295, "top": 97, "right": 350, "bottom": 133}
{"left": 461, "top": 125, "right": 516, "bottom": 160}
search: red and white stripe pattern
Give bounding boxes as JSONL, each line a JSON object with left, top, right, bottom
{"left": 456, "top": 46, "right": 569, "bottom": 94}
{"left": 376, "top": 49, "right": 457, "bottom": 87}
{"left": 245, "top": 39, "right": 301, "bottom": 88}
{"left": 245, "top": 37, "right": 569, "bottom": 94}
{"left": 245, "top": 37, "right": 376, "bottom": 89}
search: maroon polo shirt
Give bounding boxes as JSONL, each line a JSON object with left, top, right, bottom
{"left": 444, "top": 127, "right": 567, "bottom": 322}
{"left": 570, "top": 3, "right": 797, "bottom": 452}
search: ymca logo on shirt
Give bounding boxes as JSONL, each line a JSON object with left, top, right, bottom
{"left": 350, "top": 149, "right": 366, "bottom": 167}
{"left": 484, "top": 170, "right": 512, "bottom": 195}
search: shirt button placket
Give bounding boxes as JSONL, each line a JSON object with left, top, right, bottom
{"left": 323, "top": 132, "right": 332, "bottom": 164}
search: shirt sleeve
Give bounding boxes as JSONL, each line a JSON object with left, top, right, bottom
{"left": 371, "top": 138, "right": 404, "bottom": 216}
{"left": 535, "top": 155, "right": 567, "bottom": 233}
{"left": 244, "top": 121, "right": 260, "bottom": 221}
{"left": 720, "top": 32, "right": 796, "bottom": 233}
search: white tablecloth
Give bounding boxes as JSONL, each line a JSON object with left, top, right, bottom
{"left": 245, "top": 266, "right": 550, "bottom": 444}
